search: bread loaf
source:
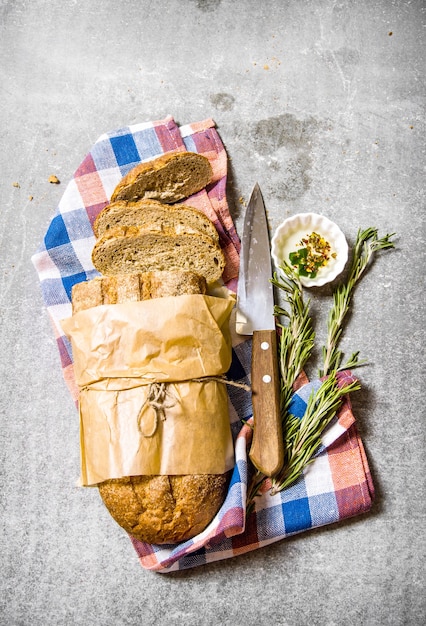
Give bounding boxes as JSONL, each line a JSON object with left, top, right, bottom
{"left": 91, "top": 226, "right": 225, "bottom": 285}
{"left": 93, "top": 198, "right": 219, "bottom": 243}
{"left": 71, "top": 270, "right": 230, "bottom": 544}
{"left": 98, "top": 474, "right": 229, "bottom": 545}
{"left": 71, "top": 270, "right": 206, "bottom": 314}
{"left": 110, "top": 151, "right": 213, "bottom": 204}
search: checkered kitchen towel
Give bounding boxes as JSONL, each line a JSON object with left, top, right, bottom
{"left": 32, "top": 115, "right": 374, "bottom": 572}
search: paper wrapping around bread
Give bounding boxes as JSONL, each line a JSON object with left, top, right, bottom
{"left": 61, "top": 294, "right": 235, "bottom": 486}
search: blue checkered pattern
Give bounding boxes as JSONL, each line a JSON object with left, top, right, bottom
{"left": 32, "top": 117, "right": 374, "bottom": 572}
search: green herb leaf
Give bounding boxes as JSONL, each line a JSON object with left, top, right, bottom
{"left": 289, "top": 251, "right": 301, "bottom": 265}
{"left": 320, "top": 228, "right": 396, "bottom": 377}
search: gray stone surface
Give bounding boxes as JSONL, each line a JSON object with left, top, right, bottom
{"left": 1, "top": 0, "right": 425, "bottom": 624}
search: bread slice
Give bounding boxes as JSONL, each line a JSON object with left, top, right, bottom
{"left": 71, "top": 270, "right": 229, "bottom": 545}
{"left": 110, "top": 151, "right": 213, "bottom": 204}
{"left": 91, "top": 226, "right": 225, "bottom": 285}
{"left": 93, "top": 198, "right": 219, "bottom": 243}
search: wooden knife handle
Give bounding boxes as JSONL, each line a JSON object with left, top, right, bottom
{"left": 249, "top": 329, "right": 284, "bottom": 477}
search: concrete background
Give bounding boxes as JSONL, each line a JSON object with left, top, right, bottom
{"left": 1, "top": 0, "right": 425, "bottom": 624}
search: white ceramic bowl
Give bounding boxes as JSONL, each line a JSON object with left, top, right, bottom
{"left": 271, "top": 213, "right": 348, "bottom": 287}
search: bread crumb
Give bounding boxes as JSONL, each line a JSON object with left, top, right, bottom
{"left": 49, "top": 175, "right": 60, "bottom": 184}
{"left": 12, "top": 182, "right": 20, "bottom": 188}
{"left": 29, "top": 195, "right": 34, "bottom": 201}
{"left": 263, "top": 64, "right": 270, "bottom": 70}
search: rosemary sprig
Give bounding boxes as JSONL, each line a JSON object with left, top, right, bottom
{"left": 271, "top": 262, "right": 315, "bottom": 413}
{"left": 270, "top": 373, "right": 361, "bottom": 494}
{"left": 245, "top": 226, "right": 396, "bottom": 513}
{"left": 321, "top": 228, "right": 396, "bottom": 377}
{"left": 246, "top": 470, "right": 265, "bottom": 518}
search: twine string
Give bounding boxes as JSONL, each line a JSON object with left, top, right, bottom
{"left": 137, "top": 377, "right": 251, "bottom": 438}
{"left": 137, "top": 382, "right": 177, "bottom": 438}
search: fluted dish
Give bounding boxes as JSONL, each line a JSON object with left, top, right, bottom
{"left": 271, "top": 213, "right": 348, "bottom": 287}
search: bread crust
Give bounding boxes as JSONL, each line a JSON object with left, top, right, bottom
{"left": 110, "top": 151, "right": 213, "bottom": 204}
{"left": 71, "top": 271, "right": 206, "bottom": 314}
{"left": 98, "top": 473, "right": 230, "bottom": 544}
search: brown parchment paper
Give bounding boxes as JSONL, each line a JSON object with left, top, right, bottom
{"left": 61, "top": 294, "right": 235, "bottom": 486}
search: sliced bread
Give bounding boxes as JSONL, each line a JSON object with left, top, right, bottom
{"left": 93, "top": 199, "right": 219, "bottom": 243}
{"left": 91, "top": 226, "right": 225, "bottom": 284}
{"left": 110, "top": 151, "right": 213, "bottom": 204}
{"left": 71, "top": 270, "right": 206, "bottom": 314}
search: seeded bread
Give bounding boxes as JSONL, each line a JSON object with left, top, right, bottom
{"left": 110, "top": 151, "right": 213, "bottom": 204}
{"left": 93, "top": 198, "right": 219, "bottom": 243}
{"left": 91, "top": 226, "right": 225, "bottom": 285}
{"left": 71, "top": 270, "right": 230, "bottom": 544}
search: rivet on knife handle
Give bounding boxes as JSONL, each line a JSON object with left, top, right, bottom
{"left": 249, "top": 329, "right": 284, "bottom": 477}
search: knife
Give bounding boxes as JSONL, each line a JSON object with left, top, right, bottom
{"left": 236, "top": 183, "right": 284, "bottom": 477}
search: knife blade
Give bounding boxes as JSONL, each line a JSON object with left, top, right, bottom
{"left": 236, "top": 183, "right": 284, "bottom": 477}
